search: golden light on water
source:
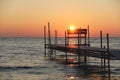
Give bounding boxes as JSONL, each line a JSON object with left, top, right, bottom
{"left": 65, "top": 76, "right": 76, "bottom": 80}
{"left": 69, "top": 76, "right": 75, "bottom": 79}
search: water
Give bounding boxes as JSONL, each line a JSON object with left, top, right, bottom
{"left": 0, "top": 37, "right": 120, "bottom": 80}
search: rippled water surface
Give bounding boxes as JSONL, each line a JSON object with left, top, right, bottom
{"left": 0, "top": 37, "right": 120, "bottom": 80}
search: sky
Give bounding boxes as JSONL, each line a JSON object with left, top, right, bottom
{"left": 0, "top": 0, "right": 120, "bottom": 37}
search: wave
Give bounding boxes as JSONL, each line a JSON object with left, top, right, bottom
{"left": 0, "top": 66, "right": 33, "bottom": 70}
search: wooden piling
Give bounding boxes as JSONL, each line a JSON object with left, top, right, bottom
{"left": 55, "top": 30, "right": 57, "bottom": 45}
{"left": 48, "top": 22, "right": 52, "bottom": 58}
{"left": 100, "top": 31, "right": 103, "bottom": 67}
{"left": 84, "top": 50, "right": 87, "bottom": 65}
{"left": 79, "top": 27, "right": 81, "bottom": 44}
{"left": 85, "top": 33, "right": 87, "bottom": 45}
{"left": 103, "top": 46, "right": 106, "bottom": 73}
{"left": 44, "top": 25, "right": 46, "bottom": 57}
{"left": 78, "top": 31, "right": 80, "bottom": 65}
{"left": 54, "top": 30, "right": 57, "bottom": 57}
{"left": 88, "top": 25, "right": 90, "bottom": 45}
{"left": 100, "top": 31, "right": 103, "bottom": 49}
{"left": 107, "top": 33, "right": 110, "bottom": 80}
{"left": 48, "top": 22, "right": 51, "bottom": 46}
{"left": 65, "top": 31, "right": 68, "bottom": 63}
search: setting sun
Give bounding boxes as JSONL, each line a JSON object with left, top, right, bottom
{"left": 69, "top": 26, "right": 75, "bottom": 31}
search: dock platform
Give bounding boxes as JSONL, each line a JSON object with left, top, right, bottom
{"left": 46, "top": 44, "right": 120, "bottom": 60}
{"left": 44, "top": 22, "right": 120, "bottom": 80}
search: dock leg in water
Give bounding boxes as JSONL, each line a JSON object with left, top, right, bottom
{"left": 107, "top": 33, "right": 111, "bottom": 80}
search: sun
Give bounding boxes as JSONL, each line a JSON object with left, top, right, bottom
{"left": 69, "top": 26, "right": 75, "bottom": 31}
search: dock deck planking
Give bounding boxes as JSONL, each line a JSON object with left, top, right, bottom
{"left": 46, "top": 44, "right": 120, "bottom": 60}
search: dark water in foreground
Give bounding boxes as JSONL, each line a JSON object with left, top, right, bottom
{"left": 0, "top": 37, "right": 120, "bottom": 80}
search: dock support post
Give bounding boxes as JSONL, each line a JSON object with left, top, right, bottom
{"left": 103, "top": 48, "right": 106, "bottom": 74}
{"left": 44, "top": 25, "right": 46, "bottom": 57}
{"left": 65, "top": 31, "right": 68, "bottom": 63}
{"left": 107, "top": 33, "right": 110, "bottom": 80}
{"left": 84, "top": 50, "right": 87, "bottom": 65}
{"left": 87, "top": 26, "right": 90, "bottom": 60}
{"left": 67, "top": 31, "right": 69, "bottom": 45}
{"left": 84, "top": 27, "right": 87, "bottom": 45}
{"left": 55, "top": 30, "right": 57, "bottom": 45}
{"left": 78, "top": 32, "right": 80, "bottom": 66}
{"left": 88, "top": 25, "right": 90, "bottom": 45}
{"left": 100, "top": 31, "right": 103, "bottom": 68}
{"left": 54, "top": 30, "right": 57, "bottom": 57}
{"left": 48, "top": 22, "right": 52, "bottom": 59}
{"left": 84, "top": 33, "right": 87, "bottom": 65}
{"left": 79, "top": 27, "right": 81, "bottom": 44}
{"left": 100, "top": 31, "right": 103, "bottom": 48}
{"left": 85, "top": 34, "right": 87, "bottom": 45}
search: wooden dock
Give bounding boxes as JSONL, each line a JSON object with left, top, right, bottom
{"left": 46, "top": 44, "right": 120, "bottom": 60}
{"left": 46, "top": 44, "right": 119, "bottom": 57}
{"left": 44, "top": 22, "right": 120, "bottom": 80}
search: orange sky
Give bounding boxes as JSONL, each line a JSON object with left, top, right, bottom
{"left": 0, "top": 0, "right": 120, "bottom": 37}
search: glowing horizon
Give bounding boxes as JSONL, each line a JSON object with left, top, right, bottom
{"left": 0, "top": 0, "right": 120, "bottom": 37}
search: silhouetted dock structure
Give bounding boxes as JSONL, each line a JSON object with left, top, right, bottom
{"left": 44, "top": 22, "right": 120, "bottom": 80}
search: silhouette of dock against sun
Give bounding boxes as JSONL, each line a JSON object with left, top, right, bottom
{"left": 44, "top": 22, "right": 120, "bottom": 80}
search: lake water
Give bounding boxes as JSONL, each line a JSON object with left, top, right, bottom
{"left": 0, "top": 37, "right": 120, "bottom": 80}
